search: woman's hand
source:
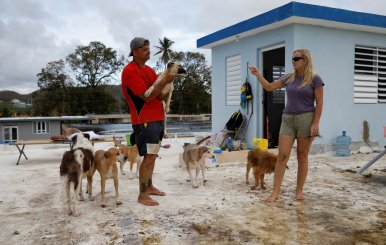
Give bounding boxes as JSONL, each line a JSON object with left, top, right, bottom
{"left": 310, "top": 123, "right": 319, "bottom": 137}
{"left": 249, "top": 66, "right": 261, "bottom": 76}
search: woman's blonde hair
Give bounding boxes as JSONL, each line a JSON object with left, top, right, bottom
{"left": 287, "top": 49, "right": 314, "bottom": 87}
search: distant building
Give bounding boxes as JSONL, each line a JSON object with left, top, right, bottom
{"left": 198, "top": 1, "right": 386, "bottom": 149}
{"left": 0, "top": 116, "right": 91, "bottom": 143}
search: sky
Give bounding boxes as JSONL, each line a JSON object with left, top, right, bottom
{"left": 1, "top": 0, "right": 386, "bottom": 94}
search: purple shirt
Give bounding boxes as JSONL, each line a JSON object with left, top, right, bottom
{"left": 279, "top": 74, "right": 324, "bottom": 114}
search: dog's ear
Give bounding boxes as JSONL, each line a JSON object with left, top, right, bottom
{"left": 83, "top": 133, "right": 91, "bottom": 140}
{"left": 167, "top": 62, "right": 175, "bottom": 69}
{"left": 71, "top": 135, "right": 78, "bottom": 144}
{"left": 104, "top": 151, "right": 111, "bottom": 158}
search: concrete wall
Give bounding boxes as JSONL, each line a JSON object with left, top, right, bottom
{"left": 211, "top": 23, "right": 386, "bottom": 149}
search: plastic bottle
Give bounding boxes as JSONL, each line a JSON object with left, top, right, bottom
{"left": 336, "top": 131, "right": 351, "bottom": 157}
{"left": 211, "top": 157, "right": 217, "bottom": 167}
{"left": 227, "top": 137, "right": 233, "bottom": 152}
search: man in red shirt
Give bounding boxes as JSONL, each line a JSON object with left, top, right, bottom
{"left": 121, "top": 37, "right": 171, "bottom": 206}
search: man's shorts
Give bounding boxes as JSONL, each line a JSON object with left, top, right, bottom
{"left": 132, "top": 120, "right": 164, "bottom": 156}
{"left": 279, "top": 112, "right": 314, "bottom": 138}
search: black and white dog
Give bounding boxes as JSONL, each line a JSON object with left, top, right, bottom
{"left": 59, "top": 133, "right": 95, "bottom": 216}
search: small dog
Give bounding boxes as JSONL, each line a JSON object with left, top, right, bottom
{"left": 59, "top": 133, "right": 95, "bottom": 216}
{"left": 113, "top": 136, "right": 142, "bottom": 178}
{"left": 93, "top": 147, "right": 123, "bottom": 207}
{"left": 182, "top": 144, "right": 215, "bottom": 188}
{"left": 144, "top": 62, "right": 186, "bottom": 137}
{"left": 246, "top": 148, "right": 278, "bottom": 190}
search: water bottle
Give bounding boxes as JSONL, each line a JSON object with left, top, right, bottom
{"left": 336, "top": 131, "right": 351, "bottom": 157}
{"left": 227, "top": 137, "right": 233, "bottom": 152}
{"left": 211, "top": 157, "right": 217, "bottom": 167}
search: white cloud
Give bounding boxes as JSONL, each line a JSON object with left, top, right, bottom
{"left": 0, "top": 0, "right": 386, "bottom": 94}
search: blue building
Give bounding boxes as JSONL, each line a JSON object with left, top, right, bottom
{"left": 198, "top": 1, "right": 386, "bottom": 150}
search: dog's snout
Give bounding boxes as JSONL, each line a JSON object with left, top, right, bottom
{"left": 178, "top": 65, "right": 187, "bottom": 75}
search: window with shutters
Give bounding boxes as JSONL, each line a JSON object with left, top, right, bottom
{"left": 226, "top": 54, "right": 242, "bottom": 106}
{"left": 354, "top": 45, "right": 386, "bottom": 103}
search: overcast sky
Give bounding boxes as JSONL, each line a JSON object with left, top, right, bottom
{"left": 1, "top": 0, "right": 386, "bottom": 94}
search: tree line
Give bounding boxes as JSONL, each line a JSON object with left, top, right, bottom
{"left": 31, "top": 38, "right": 211, "bottom": 116}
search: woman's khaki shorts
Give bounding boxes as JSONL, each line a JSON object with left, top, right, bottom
{"left": 279, "top": 112, "right": 314, "bottom": 138}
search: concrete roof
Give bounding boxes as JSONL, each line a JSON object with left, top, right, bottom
{"left": 197, "top": 1, "right": 386, "bottom": 49}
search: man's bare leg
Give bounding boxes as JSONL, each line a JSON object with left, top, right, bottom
{"left": 138, "top": 154, "right": 159, "bottom": 206}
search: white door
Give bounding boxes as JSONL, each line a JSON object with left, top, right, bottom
{"left": 3, "top": 126, "right": 18, "bottom": 143}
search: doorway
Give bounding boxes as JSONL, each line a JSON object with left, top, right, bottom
{"left": 262, "top": 47, "right": 285, "bottom": 148}
{"left": 3, "top": 126, "right": 19, "bottom": 143}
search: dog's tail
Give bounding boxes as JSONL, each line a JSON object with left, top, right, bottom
{"left": 196, "top": 136, "right": 211, "bottom": 146}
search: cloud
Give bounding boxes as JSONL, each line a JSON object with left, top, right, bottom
{"left": 1, "top": 0, "right": 386, "bottom": 94}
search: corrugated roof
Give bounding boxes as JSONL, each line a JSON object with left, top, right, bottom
{"left": 197, "top": 1, "right": 386, "bottom": 49}
{"left": 0, "top": 116, "right": 91, "bottom": 122}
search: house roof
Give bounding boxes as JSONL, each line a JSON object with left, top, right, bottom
{"left": 197, "top": 1, "right": 386, "bottom": 49}
{"left": 0, "top": 116, "right": 91, "bottom": 122}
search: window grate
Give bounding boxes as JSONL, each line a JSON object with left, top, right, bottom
{"left": 354, "top": 45, "right": 386, "bottom": 103}
{"left": 226, "top": 54, "right": 242, "bottom": 106}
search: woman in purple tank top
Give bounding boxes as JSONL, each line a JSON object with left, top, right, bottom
{"left": 249, "top": 49, "right": 324, "bottom": 202}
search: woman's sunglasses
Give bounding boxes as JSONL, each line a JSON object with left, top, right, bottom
{"left": 292, "top": 57, "right": 304, "bottom": 62}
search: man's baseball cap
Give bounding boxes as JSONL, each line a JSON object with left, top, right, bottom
{"left": 129, "top": 37, "right": 149, "bottom": 56}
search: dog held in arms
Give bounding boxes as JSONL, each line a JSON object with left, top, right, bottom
{"left": 92, "top": 147, "right": 123, "bottom": 207}
{"left": 144, "top": 62, "right": 186, "bottom": 137}
{"left": 182, "top": 136, "right": 214, "bottom": 188}
{"left": 59, "top": 133, "right": 95, "bottom": 216}
{"left": 113, "top": 136, "right": 142, "bottom": 178}
{"left": 245, "top": 148, "right": 279, "bottom": 190}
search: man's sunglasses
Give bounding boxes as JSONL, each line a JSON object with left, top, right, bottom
{"left": 292, "top": 57, "right": 304, "bottom": 62}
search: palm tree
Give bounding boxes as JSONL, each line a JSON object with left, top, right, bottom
{"left": 154, "top": 37, "right": 174, "bottom": 70}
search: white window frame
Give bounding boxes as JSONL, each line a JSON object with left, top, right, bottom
{"left": 2, "top": 126, "right": 19, "bottom": 142}
{"left": 354, "top": 45, "right": 386, "bottom": 103}
{"left": 33, "top": 121, "right": 49, "bottom": 134}
{"left": 226, "top": 54, "right": 242, "bottom": 106}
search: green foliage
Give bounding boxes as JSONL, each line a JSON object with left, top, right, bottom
{"left": 154, "top": 37, "right": 175, "bottom": 69}
{"left": 66, "top": 41, "right": 125, "bottom": 88}
{"left": 169, "top": 51, "right": 212, "bottom": 114}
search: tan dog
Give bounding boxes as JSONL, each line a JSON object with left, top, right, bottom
{"left": 62, "top": 124, "right": 82, "bottom": 137}
{"left": 182, "top": 145, "right": 215, "bottom": 188}
{"left": 144, "top": 62, "right": 186, "bottom": 137}
{"left": 246, "top": 148, "right": 278, "bottom": 190}
{"left": 93, "top": 147, "right": 123, "bottom": 207}
{"left": 113, "top": 136, "right": 142, "bottom": 178}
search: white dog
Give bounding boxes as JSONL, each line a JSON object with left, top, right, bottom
{"left": 182, "top": 145, "right": 215, "bottom": 188}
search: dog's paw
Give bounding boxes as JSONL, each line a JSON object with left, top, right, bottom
{"left": 246, "top": 180, "right": 249, "bottom": 185}
{"left": 101, "top": 203, "right": 107, "bottom": 208}
{"left": 72, "top": 212, "right": 81, "bottom": 217}
{"left": 186, "top": 179, "right": 191, "bottom": 182}
{"left": 121, "top": 172, "right": 126, "bottom": 175}
{"left": 116, "top": 200, "right": 122, "bottom": 206}
{"left": 193, "top": 185, "right": 199, "bottom": 188}
{"left": 88, "top": 196, "right": 95, "bottom": 201}
{"left": 79, "top": 196, "right": 85, "bottom": 201}
{"left": 250, "top": 186, "right": 257, "bottom": 190}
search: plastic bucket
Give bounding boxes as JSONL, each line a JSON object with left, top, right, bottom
{"left": 253, "top": 138, "right": 268, "bottom": 150}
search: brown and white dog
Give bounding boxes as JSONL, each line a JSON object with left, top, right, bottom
{"left": 113, "top": 136, "right": 142, "bottom": 178}
{"left": 59, "top": 133, "right": 95, "bottom": 216}
{"left": 182, "top": 140, "right": 215, "bottom": 188}
{"left": 246, "top": 148, "right": 278, "bottom": 190}
{"left": 144, "top": 62, "right": 186, "bottom": 137}
{"left": 92, "top": 147, "right": 123, "bottom": 207}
